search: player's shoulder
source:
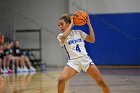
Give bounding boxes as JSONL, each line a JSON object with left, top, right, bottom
{"left": 72, "top": 29, "right": 83, "bottom": 34}
{"left": 72, "top": 29, "right": 82, "bottom": 32}
{"left": 57, "top": 33, "right": 63, "bottom": 38}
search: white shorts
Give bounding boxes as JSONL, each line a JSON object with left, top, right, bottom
{"left": 66, "top": 55, "right": 94, "bottom": 73}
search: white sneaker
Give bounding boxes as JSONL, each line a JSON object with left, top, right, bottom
{"left": 23, "top": 67, "right": 29, "bottom": 72}
{"left": 16, "top": 67, "right": 22, "bottom": 73}
{"left": 29, "top": 67, "right": 36, "bottom": 72}
{"left": 3, "top": 68, "right": 8, "bottom": 74}
{"left": 1, "top": 69, "right": 5, "bottom": 74}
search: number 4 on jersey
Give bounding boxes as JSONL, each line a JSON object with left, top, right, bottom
{"left": 76, "top": 44, "right": 81, "bottom": 52}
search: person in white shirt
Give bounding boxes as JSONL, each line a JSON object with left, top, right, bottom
{"left": 57, "top": 13, "right": 110, "bottom": 93}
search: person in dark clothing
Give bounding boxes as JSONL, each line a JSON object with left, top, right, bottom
{"left": 14, "top": 40, "right": 36, "bottom": 72}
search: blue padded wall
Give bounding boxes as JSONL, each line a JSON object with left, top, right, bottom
{"left": 72, "top": 13, "right": 140, "bottom": 65}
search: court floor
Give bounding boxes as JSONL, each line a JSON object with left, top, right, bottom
{"left": 0, "top": 67, "right": 140, "bottom": 93}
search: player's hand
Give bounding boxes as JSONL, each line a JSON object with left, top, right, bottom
{"left": 87, "top": 15, "right": 91, "bottom": 25}
{"left": 70, "top": 16, "right": 74, "bottom": 26}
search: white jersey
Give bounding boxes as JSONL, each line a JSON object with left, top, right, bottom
{"left": 57, "top": 30, "right": 88, "bottom": 60}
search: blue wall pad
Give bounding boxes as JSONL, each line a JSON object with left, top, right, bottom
{"left": 72, "top": 13, "right": 140, "bottom": 65}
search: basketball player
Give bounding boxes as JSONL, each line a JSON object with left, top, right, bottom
{"left": 57, "top": 14, "right": 110, "bottom": 93}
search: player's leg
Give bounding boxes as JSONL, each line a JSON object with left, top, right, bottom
{"left": 8, "top": 55, "right": 15, "bottom": 72}
{"left": 58, "top": 66, "right": 78, "bottom": 93}
{"left": 6, "top": 55, "right": 14, "bottom": 73}
{"left": 86, "top": 64, "right": 110, "bottom": 93}
{"left": 22, "top": 56, "right": 36, "bottom": 72}
{"left": 23, "top": 56, "right": 31, "bottom": 67}
{"left": 19, "top": 56, "right": 29, "bottom": 72}
{"left": 0, "top": 58, "right": 3, "bottom": 74}
{"left": 15, "top": 57, "right": 22, "bottom": 72}
{"left": 6, "top": 55, "right": 10, "bottom": 70}
{"left": 2, "top": 56, "right": 8, "bottom": 73}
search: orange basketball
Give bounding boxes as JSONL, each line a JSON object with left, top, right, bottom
{"left": 73, "top": 10, "right": 88, "bottom": 26}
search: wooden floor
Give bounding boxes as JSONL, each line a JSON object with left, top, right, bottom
{"left": 0, "top": 68, "right": 140, "bottom": 93}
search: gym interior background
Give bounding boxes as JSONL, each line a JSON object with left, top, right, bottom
{"left": 0, "top": 0, "right": 139, "bottom": 67}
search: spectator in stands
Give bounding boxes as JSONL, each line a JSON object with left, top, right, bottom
{"left": 0, "top": 45, "right": 4, "bottom": 74}
{"left": 14, "top": 40, "right": 36, "bottom": 72}
{"left": 13, "top": 40, "right": 28, "bottom": 72}
{"left": 2, "top": 43, "right": 8, "bottom": 73}
{"left": 6, "top": 42, "right": 16, "bottom": 73}
{"left": 2, "top": 43, "right": 13, "bottom": 74}
{"left": 21, "top": 54, "right": 36, "bottom": 72}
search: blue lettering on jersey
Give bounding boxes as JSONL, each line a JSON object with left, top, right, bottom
{"left": 68, "top": 38, "right": 82, "bottom": 45}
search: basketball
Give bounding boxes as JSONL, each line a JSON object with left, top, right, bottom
{"left": 73, "top": 10, "right": 88, "bottom": 26}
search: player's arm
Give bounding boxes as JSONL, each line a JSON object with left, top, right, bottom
{"left": 60, "top": 16, "right": 74, "bottom": 44}
{"left": 85, "top": 16, "right": 95, "bottom": 43}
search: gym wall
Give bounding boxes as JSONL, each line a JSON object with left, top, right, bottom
{"left": 70, "top": 0, "right": 140, "bottom": 65}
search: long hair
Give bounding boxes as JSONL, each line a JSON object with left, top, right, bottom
{"left": 59, "top": 14, "right": 71, "bottom": 24}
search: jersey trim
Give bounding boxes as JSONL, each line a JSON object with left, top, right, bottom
{"left": 64, "top": 45, "right": 70, "bottom": 60}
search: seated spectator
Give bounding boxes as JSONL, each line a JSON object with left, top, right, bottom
{"left": 0, "top": 45, "right": 4, "bottom": 74}
{"left": 2, "top": 43, "right": 10, "bottom": 73}
{"left": 14, "top": 40, "right": 36, "bottom": 72}
{"left": 2, "top": 43, "right": 14, "bottom": 74}
{"left": 7, "top": 41, "right": 16, "bottom": 73}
